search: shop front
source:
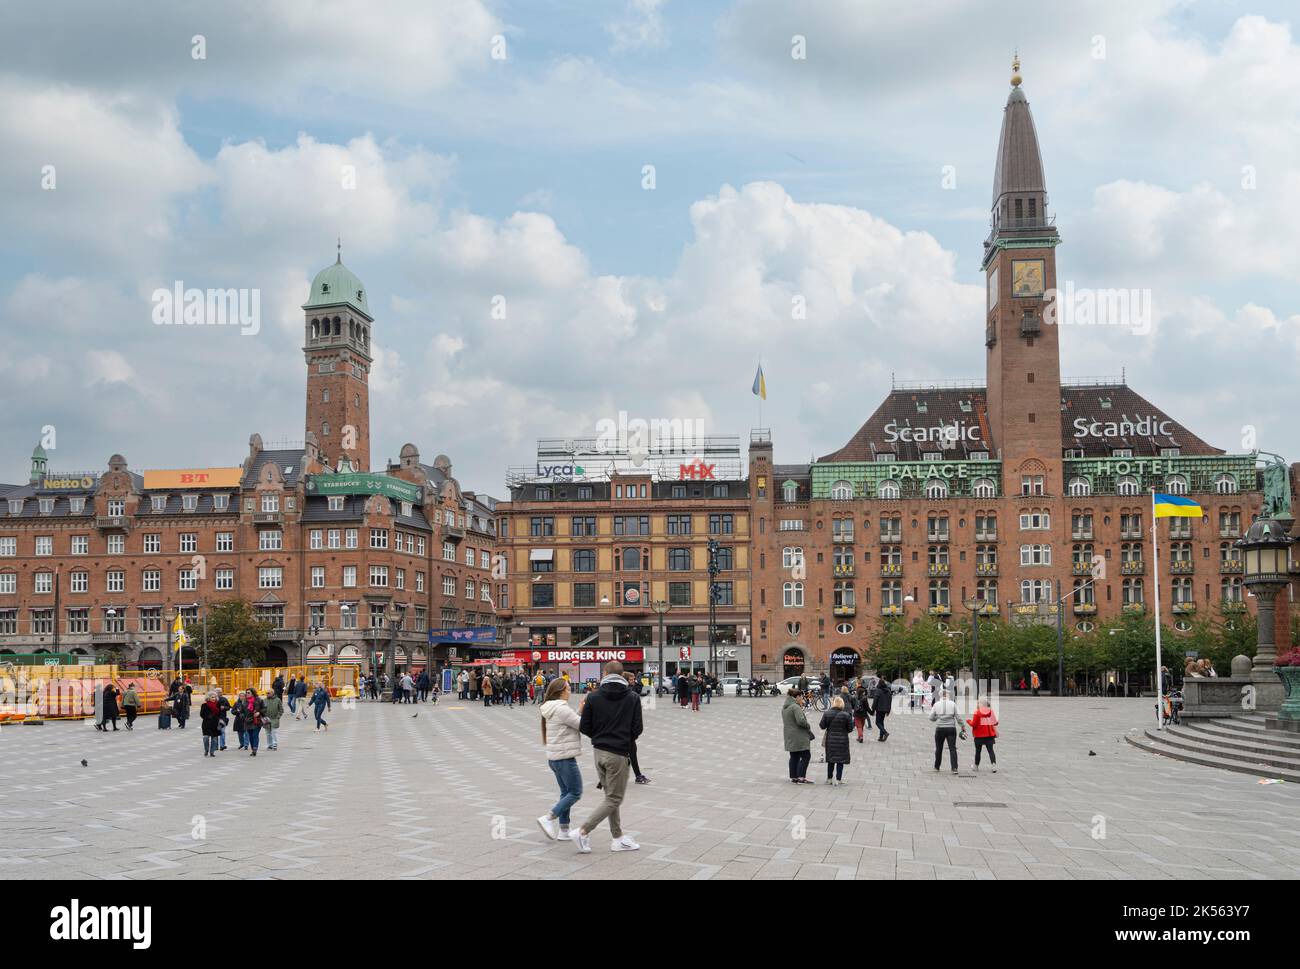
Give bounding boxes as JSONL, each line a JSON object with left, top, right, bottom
{"left": 509, "top": 647, "right": 644, "bottom": 687}
{"left": 830, "top": 647, "right": 860, "bottom": 684}
{"left": 782, "top": 646, "right": 807, "bottom": 681}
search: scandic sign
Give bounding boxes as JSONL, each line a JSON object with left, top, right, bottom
{"left": 512, "top": 648, "right": 644, "bottom": 663}
{"left": 142, "top": 467, "right": 243, "bottom": 489}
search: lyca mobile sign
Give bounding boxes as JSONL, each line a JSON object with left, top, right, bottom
{"left": 883, "top": 420, "right": 980, "bottom": 444}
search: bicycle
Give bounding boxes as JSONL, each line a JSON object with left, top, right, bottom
{"left": 801, "top": 691, "right": 829, "bottom": 712}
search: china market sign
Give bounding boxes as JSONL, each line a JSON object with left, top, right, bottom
{"left": 306, "top": 472, "right": 421, "bottom": 504}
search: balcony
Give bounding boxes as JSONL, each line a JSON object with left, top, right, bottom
{"left": 1071, "top": 561, "right": 1092, "bottom": 576}
{"left": 975, "top": 531, "right": 998, "bottom": 542}
{"left": 977, "top": 603, "right": 999, "bottom": 616}
{"left": 927, "top": 533, "right": 950, "bottom": 544}
{"left": 1221, "top": 601, "right": 1247, "bottom": 614}
{"left": 1172, "top": 602, "right": 1196, "bottom": 615}
{"left": 1220, "top": 560, "right": 1243, "bottom": 574}
{"left": 1071, "top": 530, "right": 1094, "bottom": 541}
{"left": 881, "top": 605, "right": 903, "bottom": 617}
{"left": 443, "top": 524, "right": 465, "bottom": 542}
{"left": 91, "top": 631, "right": 130, "bottom": 644}
{"left": 928, "top": 605, "right": 952, "bottom": 617}
{"left": 832, "top": 533, "right": 855, "bottom": 544}
{"left": 833, "top": 604, "right": 856, "bottom": 617}
{"left": 95, "top": 515, "right": 131, "bottom": 531}
{"left": 1220, "top": 527, "right": 1241, "bottom": 539}
{"left": 1120, "top": 529, "right": 1143, "bottom": 540}
{"left": 1120, "top": 561, "right": 1145, "bottom": 575}
{"left": 1073, "top": 602, "right": 1098, "bottom": 616}
{"left": 1169, "top": 561, "right": 1195, "bottom": 575}
{"left": 880, "top": 563, "right": 903, "bottom": 577}
{"left": 927, "top": 563, "right": 950, "bottom": 578}
{"left": 879, "top": 534, "right": 902, "bottom": 545}
{"left": 251, "top": 512, "right": 283, "bottom": 526}
{"left": 975, "top": 562, "right": 998, "bottom": 576}
{"left": 1122, "top": 602, "right": 1146, "bottom": 615}
{"left": 833, "top": 563, "right": 856, "bottom": 578}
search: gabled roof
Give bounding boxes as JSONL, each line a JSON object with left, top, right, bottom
{"left": 243, "top": 449, "right": 307, "bottom": 488}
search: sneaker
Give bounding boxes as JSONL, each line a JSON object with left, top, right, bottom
{"left": 825, "top": 778, "right": 835, "bottom": 785}
{"left": 634, "top": 775, "right": 650, "bottom": 785}
{"left": 570, "top": 829, "right": 591, "bottom": 854}
{"left": 992, "top": 767, "right": 998, "bottom": 773}
{"left": 536, "top": 815, "right": 558, "bottom": 840}
{"left": 611, "top": 836, "right": 640, "bottom": 852}
{"left": 951, "top": 768, "right": 958, "bottom": 774}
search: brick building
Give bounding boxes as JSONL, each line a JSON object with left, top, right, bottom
{"left": 495, "top": 438, "right": 753, "bottom": 683}
{"left": 0, "top": 256, "right": 500, "bottom": 676}
{"left": 747, "top": 63, "right": 1278, "bottom": 684}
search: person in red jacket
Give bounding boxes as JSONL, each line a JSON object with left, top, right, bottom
{"left": 967, "top": 697, "right": 999, "bottom": 772}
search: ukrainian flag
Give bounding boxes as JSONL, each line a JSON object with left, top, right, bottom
{"left": 751, "top": 364, "right": 766, "bottom": 400}
{"left": 1153, "top": 493, "right": 1202, "bottom": 518}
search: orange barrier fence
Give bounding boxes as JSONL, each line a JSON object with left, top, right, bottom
{"left": 0, "top": 664, "right": 358, "bottom": 721}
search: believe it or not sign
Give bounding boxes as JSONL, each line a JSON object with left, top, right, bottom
{"left": 143, "top": 467, "right": 243, "bottom": 489}
{"left": 513, "top": 648, "right": 645, "bottom": 664}
{"left": 306, "top": 472, "right": 421, "bottom": 504}
{"left": 39, "top": 473, "right": 98, "bottom": 491}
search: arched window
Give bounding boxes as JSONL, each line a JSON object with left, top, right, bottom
{"left": 781, "top": 547, "right": 804, "bottom": 569}
{"left": 621, "top": 548, "right": 641, "bottom": 571}
{"left": 782, "top": 481, "right": 798, "bottom": 502}
{"left": 924, "top": 478, "right": 948, "bottom": 500}
{"left": 1221, "top": 577, "right": 1243, "bottom": 602}
{"left": 877, "top": 480, "right": 901, "bottom": 500}
{"left": 1068, "top": 476, "right": 1091, "bottom": 497}
{"left": 1214, "top": 473, "right": 1238, "bottom": 495}
{"left": 830, "top": 480, "right": 854, "bottom": 501}
{"left": 783, "top": 582, "right": 804, "bottom": 608}
{"left": 321, "top": 422, "right": 330, "bottom": 437}
{"left": 971, "top": 478, "right": 997, "bottom": 499}
{"left": 310, "top": 319, "right": 319, "bottom": 339}
{"left": 1165, "top": 474, "right": 1188, "bottom": 496}
{"left": 1116, "top": 475, "right": 1140, "bottom": 496}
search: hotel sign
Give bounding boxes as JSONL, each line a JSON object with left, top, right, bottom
{"left": 306, "top": 472, "right": 421, "bottom": 504}
{"left": 143, "top": 467, "right": 242, "bottom": 489}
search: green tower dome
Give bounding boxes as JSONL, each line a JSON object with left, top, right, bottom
{"left": 304, "top": 252, "right": 371, "bottom": 317}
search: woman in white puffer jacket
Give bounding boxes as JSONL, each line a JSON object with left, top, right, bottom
{"left": 537, "top": 678, "right": 584, "bottom": 840}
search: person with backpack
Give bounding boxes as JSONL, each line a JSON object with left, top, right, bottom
{"left": 819, "top": 695, "right": 855, "bottom": 786}
{"left": 967, "top": 697, "right": 999, "bottom": 772}
{"left": 537, "top": 677, "right": 584, "bottom": 841}
{"left": 851, "top": 684, "right": 872, "bottom": 743}
{"left": 782, "top": 689, "right": 815, "bottom": 784}
{"left": 241, "top": 689, "right": 267, "bottom": 757}
{"left": 930, "top": 689, "right": 966, "bottom": 774}
{"left": 570, "top": 661, "right": 644, "bottom": 853}
{"left": 870, "top": 677, "right": 892, "bottom": 741}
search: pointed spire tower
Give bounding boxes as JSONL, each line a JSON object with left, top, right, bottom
{"left": 982, "top": 54, "right": 1064, "bottom": 487}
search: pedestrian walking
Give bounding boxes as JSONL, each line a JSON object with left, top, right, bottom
{"left": 310, "top": 681, "right": 331, "bottom": 730}
{"left": 930, "top": 689, "right": 966, "bottom": 773}
{"left": 242, "top": 689, "right": 267, "bottom": 756}
{"left": 690, "top": 672, "right": 702, "bottom": 712}
{"left": 173, "top": 683, "right": 191, "bottom": 730}
{"left": 200, "top": 692, "right": 221, "bottom": 757}
{"left": 782, "top": 689, "right": 815, "bottom": 784}
{"left": 570, "top": 661, "right": 644, "bottom": 853}
{"left": 819, "top": 695, "right": 854, "bottom": 786}
{"left": 676, "top": 672, "right": 691, "bottom": 709}
{"left": 121, "top": 682, "right": 140, "bottom": 730}
{"left": 232, "top": 690, "right": 250, "bottom": 748}
{"left": 216, "top": 690, "right": 230, "bottom": 749}
{"left": 537, "top": 677, "right": 584, "bottom": 841}
{"left": 294, "top": 676, "right": 309, "bottom": 718}
{"left": 623, "top": 672, "right": 651, "bottom": 784}
{"left": 481, "top": 673, "right": 494, "bottom": 708}
{"left": 263, "top": 689, "right": 284, "bottom": 750}
{"left": 851, "top": 685, "right": 872, "bottom": 743}
{"left": 98, "top": 683, "right": 120, "bottom": 732}
{"left": 870, "top": 677, "right": 892, "bottom": 741}
{"left": 1030, "top": 670, "right": 1041, "bottom": 696}
{"left": 418, "top": 669, "right": 431, "bottom": 702}
{"left": 272, "top": 671, "right": 285, "bottom": 700}
{"left": 286, "top": 676, "right": 298, "bottom": 715}
{"left": 967, "top": 697, "right": 998, "bottom": 772}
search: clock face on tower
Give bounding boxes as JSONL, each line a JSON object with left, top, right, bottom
{"left": 1011, "top": 259, "right": 1045, "bottom": 298}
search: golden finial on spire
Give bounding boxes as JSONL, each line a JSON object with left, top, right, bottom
{"left": 1011, "top": 51, "right": 1022, "bottom": 87}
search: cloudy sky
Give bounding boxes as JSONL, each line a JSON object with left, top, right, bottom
{"left": 3, "top": 0, "right": 1298, "bottom": 492}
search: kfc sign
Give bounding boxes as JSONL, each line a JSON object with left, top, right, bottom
{"left": 678, "top": 459, "right": 716, "bottom": 480}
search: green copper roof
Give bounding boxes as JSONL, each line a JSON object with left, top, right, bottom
{"left": 32, "top": 443, "right": 47, "bottom": 459}
{"left": 304, "top": 256, "right": 370, "bottom": 317}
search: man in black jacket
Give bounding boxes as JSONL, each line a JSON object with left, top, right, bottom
{"left": 571, "top": 661, "right": 644, "bottom": 854}
{"left": 871, "top": 679, "right": 892, "bottom": 741}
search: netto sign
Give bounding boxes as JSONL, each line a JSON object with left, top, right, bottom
{"left": 39, "top": 474, "right": 97, "bottom": 490}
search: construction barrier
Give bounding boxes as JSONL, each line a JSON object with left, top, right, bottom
{"left": 0, "top": 664, "right": 358, "bottom": 721}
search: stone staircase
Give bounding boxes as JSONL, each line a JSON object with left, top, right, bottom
{"left": 1125, "top": 714, "right": 1300, "bottom": 782}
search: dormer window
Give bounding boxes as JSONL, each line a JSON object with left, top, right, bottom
{"left": 1099, "top": 397, "right": 1112, "bottom": 409}
{"left": 916, "top": 401, "right": 928, "bottom": 414}
{"left": 959, "top": 399, "right": 972, "bottom": 413}
{"left": 321, "top": 283, "right": 330, "bottom": 294}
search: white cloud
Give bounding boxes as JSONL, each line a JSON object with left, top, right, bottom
{"left": 607, "top": 0, "right": 668, "bottom": 52}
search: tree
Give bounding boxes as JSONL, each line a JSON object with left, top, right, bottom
{"left": 193, "top": 599, "right": 272, "bottom": 669}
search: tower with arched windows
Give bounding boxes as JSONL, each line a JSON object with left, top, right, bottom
{"left": 303, "top": 249, "right": 373, "bottom": 472}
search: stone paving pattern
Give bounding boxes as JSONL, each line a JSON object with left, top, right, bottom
{"left": 3, "top": 693, "right": 1299, "bottom": 880}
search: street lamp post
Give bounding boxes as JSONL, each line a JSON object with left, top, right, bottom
{"left": 1237, "top": 515, "right": 1295, "bottom": 713}
{"left": 962, "top": 596, "right": 987, "bottom": 694}
{"left": 1055, "top": 573, "right": 1102, "bottom": 698}
{"left": 651, "top": 599, "right": 671, "bottom": 692}
{"left": 707, "top": 539, "right": 720, "bottom": 681}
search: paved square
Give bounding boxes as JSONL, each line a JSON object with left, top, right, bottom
{"left": 3, "top": 694, "right": 1299, "bottom": 880}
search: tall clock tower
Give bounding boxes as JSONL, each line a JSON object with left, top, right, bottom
{"left": 983, "top": 56, "right": 1063, "bottom": 485}
{"left": 303, "top": 248, "right": 373, "bottom": 472}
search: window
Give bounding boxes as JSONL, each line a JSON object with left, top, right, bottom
{"left": 711, "top": 483, "right": 728, "bottom": 498}
{"left": 67, "top": 609, "right": 89, "bottom": 634}
{"left": 70, "top": 571, "right": 89, "bottom": 593}
{"left": 416, "top": 571, "right": 425, "bottom": 593}
{"left": 106, "top": 570, "right": 125, "bottom": 593}
{"left": 442, "top": 575, "right": 456, "bottom": 596}
{"left": 35, "top": 571, "right": 54, "bottom": 594}
{"left": 782, "top": 547, "right": 804, "bottom": 569}
{"left": 107, "top": 535, "right": 125, "bottom": 554}
{"left": 259, "top": 530, "right": 282, "bottom": 551}
{"left": 1020, "top": 475, "right": 1045, "bottom": 496}
{"left": 1116, "top": 475, "right": 1140, "bottom": 497}
{"left": 971, "top": 478, "right": 997, "bottom": 499}
{"left": 182, "top": 494, "right": 198, "bottom": 512}
{"left": 573, "top": 583, "right": 596, "bottom": 607}
{"left": 179, "top": 569, "right": 198, "bottom": 591}
{"left": 924, "top": 478, "right": 948, "bottom": 500}
{"left": 369, "top": 566, "right": 388, "bottom": 587}
{"left": 1215, "top": 474, "right": 1238, "bottom": 495}
{"left": 1020, "top": 579, "right": 1051, "bottom": 603}
{"left": 572, "top": 516, "right": 597, "bottom": 537}
{"left": 38, "top": 499, "right": 54, "bottom": 514}
{"left": 928, "top": 580, "right": 950, "bottom": 610}
{"left": 782, "top": 481, "right": 798, "bottom": 502}
{"left": 139, "top": 568, "right": 161, "bottom": 592}
{"left": 1019, "top": 511, "right": 1050, "bottom": 530}
{"left": 261, "top": 493, "right": 280, "bottom": 513}
{"left": 259, "top": 567, "right": 283, "bottom": 589}
{"left": 466, "top": 546, "right": 475, "bottom": 566}
{"left": 832, "top": 519, "right": 854, "bottom": 542}
{"left": 1068, "top": 477, "right": 1091, "bottom": 497}
{"left": 342, "top": 565, "right": 357, "bottom": 588}
{"left": 531, "top": 517, "right": 555, "bottom": 537}
{"left": 1122, "top": 578, "right": 1144, "bottom": 605}
{"left": 573, "top": 549, "right": 597, "bottom": 572}
{"left": 667, "top": 547, "right": 691, "bottom": 571}
{"left": 614, "top": 516, "right": 650, "bottom": 536}
{"left": 830, "top": 480, "right": 854, "bottom": 500}
{"left": 35, "top": 536, "right": 52, "bottom": 556}
{"left": 666, "top": 515, "right": 692, "bottom": 535}
{"left": 877, "top": 480, "right": 901, "bottom": 500}
{"left": 716, "top": 546, "right": 734, "bottom": 571}
{"left": 465, "top": 580, "right": 475, "bottom": 599}
{"left": 1019, "top": 544, "right": 1052, "bottom": 566}
{"left": 310, "top": 529, "right": 323, "bottom": 549}
{"left": 370, "top": 528, "right": 388, "bottom": 549}
{"left": 328, "top": 496, "right": 345, "bottom": 511}
{"left": 0, "top": 538, "right": 14, "bottom": 557}
{"left": 620, "top": 548, "right": 641, "bottom": 571}
{"left": 151, "top": 495, "right": 167, "bottom": 513}
{"left": 214, "top": 495, "right": 229, "bottom": 512}
{"left": 341, "top": 604, "right": 358, "bottom": 629}
{"left": 783, "top": 582, "right": 804, "bottom": 607}
{"left": 0, "top": 573, "right": 14, "bottom": 595}
{"left": 1165, "top": 475, "right": 1189, "bottom": 496}
{"left": 216, "top": 532, "right": 234, "bottom": 552}
{"left": 1113, "top": 448, "right": 1133, "bottom": 458}
{"left": 215, "top": 569, "right": 234, "bottom": 591}
{"left": 712, "top": 582, "right": 734, "bottom": 606}
{"left": 107, "top": 499, "right": 125, "bottom": 517}
{"left": 531, "top": 583, "right": 555, "bottom": 608}
{"left": 70, "top": 498, "right": 86, "bottom": 514}
{"left": 927, "top": 515, "right": 950, "bottom": 541}
{"left": 668, "top": 582, "right": 692, "bottom": 606}
{"left": 179, "top": 533, "right": 197, "bottom": 553}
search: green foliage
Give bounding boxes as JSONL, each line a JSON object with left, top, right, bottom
{"left": 192, "top": 599, "right": 272, "bottom": 669}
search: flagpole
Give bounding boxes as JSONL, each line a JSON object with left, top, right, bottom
{"left": 1151, "top": 488, "right": 1164, "bottom": 729}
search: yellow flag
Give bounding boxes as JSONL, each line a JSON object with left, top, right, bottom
{"left": 172, "top": 614, "right": 189, "bottom": 652}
